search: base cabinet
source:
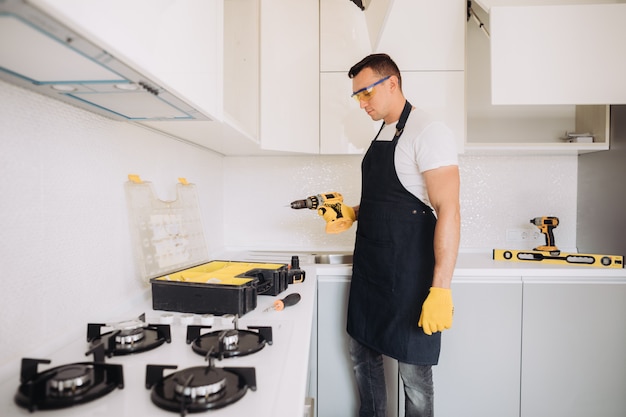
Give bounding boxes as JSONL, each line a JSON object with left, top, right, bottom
{"left": 313, "top": 273, "right": 626, "bottom": 417}
{"left": 422, "top": 278, "right": 523, "bottom": 417}
{"left": 521, "top": 279, "right": 626, "bottom": 417}
{"left": 316, "top": 276, "right": 398, "bottom": 417}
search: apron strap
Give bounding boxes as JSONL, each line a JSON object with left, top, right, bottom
{"left": 373, "top": 100, "right": 413, "bottom": 142}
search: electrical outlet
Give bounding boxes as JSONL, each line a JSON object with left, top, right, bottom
{"left": 506, "top": 228, "right": 543, "bottom": 243}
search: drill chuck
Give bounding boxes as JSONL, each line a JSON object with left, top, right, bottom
{"left": 290, "top": 196, "right": 320, "bottom": 210}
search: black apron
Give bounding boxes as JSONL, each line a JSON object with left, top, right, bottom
{"left": 347, "top": 101, "right": 440, "bottom": 365}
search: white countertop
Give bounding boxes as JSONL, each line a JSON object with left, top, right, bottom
{"left": 0, "top": 272, "right": 317, "bottom": 417}
{"left": 2, "top": 250, "right": 623, "bottom": 416}
{"left": 309, "top": 251, "right": 626, "bottom": 279}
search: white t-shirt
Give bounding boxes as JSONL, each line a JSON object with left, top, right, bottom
{"left": 374, "top": 107, "right": 458, "bottom": 210}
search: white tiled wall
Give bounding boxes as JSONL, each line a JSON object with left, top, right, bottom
{"left": 223, "top": 154, "right": 578, "bottom": 252}
{"left": 0, "top": 81, "right": 224, "bottom": 378}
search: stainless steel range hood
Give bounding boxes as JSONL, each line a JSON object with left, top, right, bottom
{"left": 0, "top": 0, "right": 210, "bottom": 121}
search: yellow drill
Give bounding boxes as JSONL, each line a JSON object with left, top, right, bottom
{"left": 290, "top": 192, "right": 356, "bottom": 234}
{"left": 530, "top": 216, "right": 559, "bottom": 253}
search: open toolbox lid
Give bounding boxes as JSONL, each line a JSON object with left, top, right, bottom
{"left": 125, "top": 176, "right": 209, "bottom": 282}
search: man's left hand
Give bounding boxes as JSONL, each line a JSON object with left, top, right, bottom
{"left": 418, "top": 287, "right": 454, "bottom": 335}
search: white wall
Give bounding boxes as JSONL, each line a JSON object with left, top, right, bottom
{"left": 223, "top": 154, "right": 578, "bottom": 252}
{"left": 0, "top": 81, "right": 224, "bottom": 379}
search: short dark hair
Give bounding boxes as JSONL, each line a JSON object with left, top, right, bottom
{"left": 348, "top": 53, "right": 402, "bottom": 90}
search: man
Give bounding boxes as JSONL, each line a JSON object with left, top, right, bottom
{"left": 346, "top": 53, "right": 460, "bottom": 417}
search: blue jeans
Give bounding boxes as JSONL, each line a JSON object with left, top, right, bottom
{"left": 349, "top": 338, "right": 434, "bottom": 417}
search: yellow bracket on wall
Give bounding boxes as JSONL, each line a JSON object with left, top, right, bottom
{"left": 128, "top": 174, "right": 142, "bottom": 184}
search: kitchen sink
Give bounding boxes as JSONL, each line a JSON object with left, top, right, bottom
{"left": 313, "top": 253, "right": 353, "bottom": 264}
{"left": 245, "top": 251, "right": 353, "bottom": 265}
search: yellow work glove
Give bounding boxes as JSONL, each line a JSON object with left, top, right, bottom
{"left": 317, "top": 202, "right": 356, "bottom": 234}
{"left": 418, "top": 287, "right": 454, "bottom": 335}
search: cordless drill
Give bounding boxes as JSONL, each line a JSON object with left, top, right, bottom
{"left": 290, "top": 192, "right": 356, "bottom": 234}
{"left": 530, "top": 216, "right": 559, "bottom": 253}
{"left": 290, "top": 192, "right": 344, "bottom": 209}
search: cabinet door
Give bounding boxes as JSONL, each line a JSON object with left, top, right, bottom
{"left": 376, "top": 0, "right": 465, "bottom": 71}
{"left": 320, "top": 0, "right": 372, "bottom": 72}
{"left": 320, "top": 72, "right": 380, "bottom": 155}
{"left": 317, "top": 276, "right": 398, "bottom": 417}
{"left": 321, "top": 71, "right": 464, "bottom": 154}
{"left": 427, "top": 278, "right": 522, "bottom": 417}
{"left": 521, "top": 279, "right": 626, "bottom": 417}
{"left": 259, "top": 0, "right": 319, "bottom": 153}
{"left": 490, "top": 4, "right": 626, "bottom": 105}
{"left": 401, "top": 72, "right": 465, "bottom": 153}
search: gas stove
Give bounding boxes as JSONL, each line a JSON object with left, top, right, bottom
{"left": 0, "top": 306, "right": 297, "bottom": 417}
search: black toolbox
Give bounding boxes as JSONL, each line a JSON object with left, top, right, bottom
{"left": 125, "top": 176, "right": 288, "bottom": 316}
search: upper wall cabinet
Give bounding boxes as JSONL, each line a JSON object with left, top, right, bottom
{"left": 144, "top": 0, "right": 319, "bottom": 155}
{"left": 466, "top": 2, "right": 615, "bottom": 153}
{"left": 321, "top": 71, "right": 465, "bottom": 154}
{"left": 376, "top": 0, "right": 465, "bottom": 71}
{"left": 489, "top": 3, "right": 626, "bottom": 105}
{"left": 320, "top": 0, "right": 372, "bottom": 73}
{"left": 28, "top": 0, "right": 224, "bottom": 120}
{"left": 321, "top": 0, "right": 465, "bottom": 73}
{"left": 320, "top": 0, "right": 466, "bottom": 154}
{"left": 258, "top": 0, "right": 319, "bottom": 154}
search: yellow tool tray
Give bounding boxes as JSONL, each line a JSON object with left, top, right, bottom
{"left": 156, "top": 261, "right": 287, "bottom": 285}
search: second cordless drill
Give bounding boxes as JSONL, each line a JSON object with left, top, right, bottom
{"left": 530, "top": 216, "right": 559, "bottom": 253}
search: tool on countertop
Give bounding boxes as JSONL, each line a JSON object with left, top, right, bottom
{"left": 493, "top": 216, "right": 624, "bottom": 268}
{"left": 530, "top": 216, "right": 560, "bottom": 253}
{"left": 287, "top": 256, "right": 306, "bottom": 284}
{"left": 290, "top": 192, "right": 356, "bottom": 234}
{"left": 263, "top": 293, "right": 301, "bottom": 312}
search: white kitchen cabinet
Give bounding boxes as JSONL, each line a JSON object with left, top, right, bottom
{"left": 29, "top": 0, "right": 224, "bottom": 120}
{"left": 224, "top": 0, "right": 320, "bottom": 153}
{"left": 520, "top": 278, "right": 626, "bottom": 417}
{"left": 258, "top": 0, "right": 319, "bottom": 153}
{"left": 320, "top": 72, "right": 381, "bottom": 154}
{"left": 490, "top": 4, "right": 626, "bottom": 106}
{"left": 316, "top": 275, "right": 398, "bottom": 417}
{"left": 320, "top": 71, "right": 465, "bottom": 154}
{"left": 27, "top": 0, "right": 318, "bottom": 155}
{"left": 423, "top": 278, "right": 523, "bottom": 417}
{"left": 376, "top": 0, "right": 465, "bottom": 71}
{"left": 320, "top": 0, "right": 465, "bottom": 72}
{"left": 143, "top": 0, "right": 319, "bottom": 154}
{"left": 466, "top": 4, "right": 611, "bottom": 154}
{"left": 320, "top": 0, "right": 372, "bottom": 73}
{"left": 320, "top": 0, "right": 465, "bottom": 155}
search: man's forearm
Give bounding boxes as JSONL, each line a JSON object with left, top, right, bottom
{"left": 431, "top": 207, "right": 460, "bottom": 289}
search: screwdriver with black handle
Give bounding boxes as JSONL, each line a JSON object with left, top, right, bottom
{"left": 263, "top": 293, "right": 301, "bottom": 312}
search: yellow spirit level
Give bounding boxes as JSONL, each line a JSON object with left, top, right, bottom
{"left": 493, "top": 249, "right": 624, "bottom": 269}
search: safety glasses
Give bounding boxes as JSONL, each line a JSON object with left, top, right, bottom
{"left": 351, "top": 75, "right": 390, "bottom": 102}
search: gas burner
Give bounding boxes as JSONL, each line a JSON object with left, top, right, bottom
{"left": 146, "top": 360, "right": 256, "bottom": 415}
{"left": 186, "top": 318, "right": 272, "bottom": 360}
{"left": 87, "top": 313, "right": 171, "bottom": 356}
{"left": 14, "top": 344, "right": 123, "bottom": 412}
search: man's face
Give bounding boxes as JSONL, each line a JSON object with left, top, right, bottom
{"left": 351, "top": 67, "right": 390, "bottom": 122}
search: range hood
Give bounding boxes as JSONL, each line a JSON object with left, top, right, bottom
{"left": 0, "top": 0, "right": 210, "bottom": 121}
